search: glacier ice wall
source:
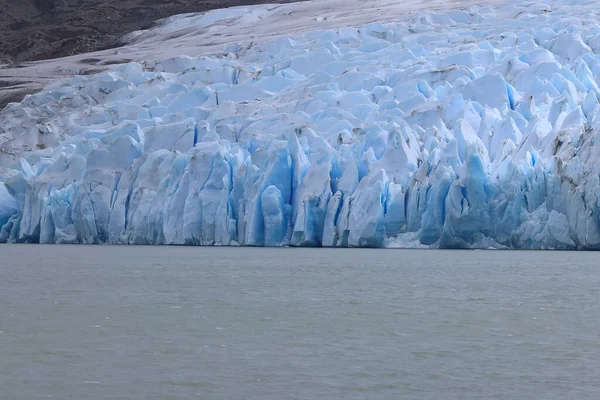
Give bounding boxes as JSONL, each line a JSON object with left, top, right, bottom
{"left": 2, "top": 0, "right": 600, "bottom": 248}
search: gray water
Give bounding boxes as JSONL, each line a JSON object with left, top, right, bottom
{"left": 1, "top": 246, "right": 599, "bottom": 400}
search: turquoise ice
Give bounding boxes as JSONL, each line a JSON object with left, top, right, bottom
{"left": 2, "top": 0, "right": 600, "bottom": 248}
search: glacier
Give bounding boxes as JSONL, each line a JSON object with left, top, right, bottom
{"left": 2, "top": 0, "right": 600, "bottom": 248}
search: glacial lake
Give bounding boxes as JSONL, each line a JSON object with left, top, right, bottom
{"left": 1, "top": 245, "right": 599, "bottom": 399}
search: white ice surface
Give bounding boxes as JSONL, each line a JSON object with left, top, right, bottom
{"left": 2, "top": 0, "right": 600, "bottom": 249}
{"left": 0, "top": 0, "right": 502, "bottom": 106}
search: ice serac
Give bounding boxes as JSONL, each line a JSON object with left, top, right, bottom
{"left": 2, "top": 0, "right": 600, "bottom": 249}
{"left": 0, "top": 183, "right": 17, "bottom": 230}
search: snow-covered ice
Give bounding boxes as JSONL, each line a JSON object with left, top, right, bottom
{"left": 2, "top": 0, "right": 600, "bottom": 248}
{"left": 0, "top": 0, "right": 501, "bottom": 103}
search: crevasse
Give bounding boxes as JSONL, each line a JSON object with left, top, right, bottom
{"left": 1, "top": 0, "right": 600, "bottom": 249}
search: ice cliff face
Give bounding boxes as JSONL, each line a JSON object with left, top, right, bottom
{"left": 2, "top": 0, "right": 600, "bottom": 248}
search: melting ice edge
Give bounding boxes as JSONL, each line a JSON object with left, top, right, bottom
{"left": 2, "top": 0, "right": 600, "bottom": 249}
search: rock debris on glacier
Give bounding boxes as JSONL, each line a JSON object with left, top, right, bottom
{"left": 2, "top": 0, "right": 600, "bottom": 249}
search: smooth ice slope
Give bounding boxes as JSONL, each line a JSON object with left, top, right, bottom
{"left": 2, "top": 0, "right": 600, "bottom": 248}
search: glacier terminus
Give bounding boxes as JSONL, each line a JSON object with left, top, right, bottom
{"left": 2, "top": 0, "right": 600, "bottom": 249}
